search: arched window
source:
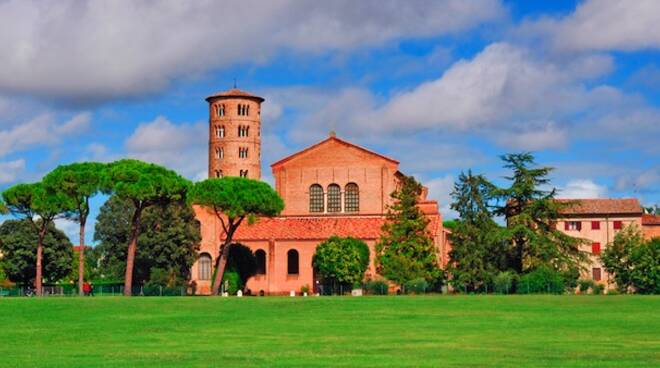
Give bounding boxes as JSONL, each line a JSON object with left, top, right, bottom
{"left": 345, "top": 183, "right": 359, "bottom": 212}
{"left": 198, "top": 253, "right": 212, "bottom": 280}
{"left": 215, "top": 147, "right": 223, "bottom": 159}
{"left": 239, "top": 170, "right": 248, "bottom": 178}
{"left": 255, "top": 249, "right": 266, "bottom": 275}
{"left": 327, "top": 184, "right": 341, "bottom": 212}
{"left": 215, "top": 170, "right": 223, "bottom": 178}
{"left": 216, "top": 104, "right": 225, "bottom": 117}
{"left": 216, "top": 125, "right": 225, "bottom": 138}
{"left": 309, "top": 184, "right": 324, "bottom": 213}
{"left": 287, "top": 249, "right": 299, "bottom": 275}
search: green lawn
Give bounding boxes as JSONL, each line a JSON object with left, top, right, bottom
{"left": 0, "top": 296, "right": 658, "bottom": 367}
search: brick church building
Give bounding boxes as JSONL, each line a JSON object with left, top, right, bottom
{"left": 192, "top": 88, "right": 448, "bottom": 295}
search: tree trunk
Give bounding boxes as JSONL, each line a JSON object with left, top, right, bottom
{"left": 78, "top": 220, "right": 86, "bottom": 295}
{"left": 35, "top": 227, "right": 46, "bottom": 296}
{"left": 211, "top": 241, "right": 231, "bottom": 295}
{"left": 123, "top": 207, "right": 142, "bottom": 296}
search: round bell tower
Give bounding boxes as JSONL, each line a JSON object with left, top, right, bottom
{"left": 206, "top": 88, "right": 264, "bottom": 180}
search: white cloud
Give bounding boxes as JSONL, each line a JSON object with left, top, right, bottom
{"left": 0, "top": 112, "right": 90, "bottom": 157}
{"left": 0, "top": 0, "right": 504, "bottom": 104}
{"left": 615, "top": 167, "right": 660, "bottom": 194}
{"left": 494, "top": 121, "right": 567, "bottom": 151}
{"left": 425, "top": 175, "right": 457, "bottom": 219}
{"left": 53, "top": 218, "right": 78, "bottom": 243}
{"left": 0, "top": 159, "right": 26, "bottom": 184}
{"left": 124, "top": 116, "right": 206, "bottom": 178}
{"left": 558, "top": 179, "right": 608, "bottom": 199}
{"left": 550, "top": 0, "right": 660, "bottom": 51}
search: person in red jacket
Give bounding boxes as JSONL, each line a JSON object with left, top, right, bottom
{"left": 83, "top": 282, "right": 91, "bottom": 296}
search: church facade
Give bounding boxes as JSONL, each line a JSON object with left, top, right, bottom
{"left": 192, "top": 88, "right": 448, "bottom": 295}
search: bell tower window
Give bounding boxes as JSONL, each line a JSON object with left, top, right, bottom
{"left": 216, "top": 104, "right": 225, "bottom": 117}
{"left": 239, "top": 170, "right": 248, "bottom": 178}
{"left": 215, "top": 147, "right": 223, "bottom": 159}
{"left": 238, "top": 125, "right": 249, "bottom": 137}
{"left": 215, "top": 125, "right": 225, "bottom": 138}
{"left": 215, "top": 170, "right": 223, "bottom": 178}
{"left": 239, "top": 147, "right": 249, "bottom": 158}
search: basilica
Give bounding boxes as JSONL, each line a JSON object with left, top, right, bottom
{"left": 192, "top": 88, "right": 448, "bottom": 295}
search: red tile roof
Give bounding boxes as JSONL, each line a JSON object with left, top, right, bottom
{"left": 555, "top": 198, "right": 643, "bottom": 215}
{"left": 232, "top": 215, "right": 440, "bottom": 241}
{"left": 642, "top": 214, "right": 660, "bottom": 225}
{"left": 205, "top": 88, "right": 264, "bottom": 102}
{"left": 271, "top": 135, "right": 399, "bottom": 169}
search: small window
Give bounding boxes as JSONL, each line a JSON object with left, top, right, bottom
{"left": 239, "top": 170, "right": 248, "bottom": 178}
{"left": 564, "top": 221, "right": 581, "bottom": 231}
{"left": 215, "top": 125, "right": 225, "bottom": 138}
{"left": 238, "top": 125, "right": 249, "bottom": 137}
{"left": 613, "top": 221, "right": 623, "bottom": 230}
{"left": 238, "top": 104, "right": 249, "bottom": 116}
{"left": 592, "top": 242, "right": 601, "bottom": 255}
{"left": 327, "top": 184, "right": 341, "bottom": 212}
{"left": 215, "top": 147, "right": 224, "bottom": 159}
{"left": 592, "top": 267, "right": 602, "bottom": 281}
{"left": 198, "top": 253, "right": 212, "bottom": 280}
{"left": 287, "top": 249, "right": 299, "bottom": 275}
{"left": 344, "top": 183, "right": 359, "bottom": 212}
{"left": 239, "top": 147, "right": 249, "bottom": 158}
{"left": 255, "top": 249, "right": 266, "bottom": 275}
{"left": 216, "top": 104, "right": 225, "bottom": 117}
{"left": 215, "top": 170, "right": 223, "bottom": 178}
{"left": 591, "top": 221, "right": 600, "bottom": 230}
{"left": 309, "top": 184, "right": 324, "bottom": 213}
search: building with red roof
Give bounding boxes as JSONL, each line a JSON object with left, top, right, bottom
{"left": 554, "top": 198, "right": 653, "bottom": 287}
{"left": 192, "top": 89, "right": 446, "bottom": 295}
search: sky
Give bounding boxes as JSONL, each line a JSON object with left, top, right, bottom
{"left": 0, "top": 0, "right": 658, "bottom": 244}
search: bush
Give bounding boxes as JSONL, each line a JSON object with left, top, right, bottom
{"left": 606, "top": 289, "right": 620, "bottom": 295}
{"left": 221, "top": 270, "right": 242, "bottom": 295}
{"left": 403, "top": 278, "right": 429, "bottom": 294}
{"left": 578, "top": 279, "right": 595, "bottom": 293}
{"left": 364, "top": 279, "right": 389, "bottom": 295}
{"left": 591, "top": 283, "right": 604, "bottom": 295}
{"left": 517, "top": 267, "right": 565, "bottom": 294}
{"left": 493, "top": 272, "right": 517, "bottom": 294}
{"left": 300, "top": 284, "right": 310, "bottom": 294}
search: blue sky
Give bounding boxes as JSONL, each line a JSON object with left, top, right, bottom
{"left": 0, "top": 0, "right": 658, "bottom": 244}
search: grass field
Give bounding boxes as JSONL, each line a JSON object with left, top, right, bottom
{"left": 0, "top": 295, "right": 658, "bottom": 367}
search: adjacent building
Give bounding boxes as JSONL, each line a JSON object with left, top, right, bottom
{"left": 555, "top": 198, "right": 645, "bottom": 286}
{"left": 192, "top": 88, "right": 446, "bottom": 295}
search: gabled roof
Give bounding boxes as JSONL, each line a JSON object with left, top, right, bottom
{"left": 271, "top": 134, "right": 399, "bottom": 169}
{"left": 205, "top": 88, "right": 264, "bottom": 102}
{"left": 555, "top": 198, "right": 643, "bottom": 215}
{"left": 231, "top": 214, "right": 440, "bottom": 241}
{"left": 642, "top": 214, "right": 660, "bottom": 225}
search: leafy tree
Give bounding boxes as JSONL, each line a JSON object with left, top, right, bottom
{"left": 2, "top": 183, "right": 70, "bottom": 295}
{"left": 102, "top": 159, "right": 191, "bottom": 295}
{"left": 43, "top": 162, "right": 106, "bottom": 294}
{"left": 442, "top": 220, "right": 458, "bottom": 231}
{"left": 0, "top": 219, "right": 72, "bottom": 286}
{"left": 448, "top": 170, "right": 507, "bottom": 292}
{"left": 493, "top": 153, "right": 586, "bottom": 276}
{"left": 188, "top": 177, "right": 283, "bottom": 295}
{"left": 601, "top": 225, "right": 659, "bottom": 294}
{"left": 313, "top": 236, "right": 370, "bottom": 289}
{"left": 94, "top": 195, "right": 201, "bottom": 286}
{"left": 376, "top": 175, "right": 441, "bottom": 286}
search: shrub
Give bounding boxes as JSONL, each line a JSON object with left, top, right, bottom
{"left": 364, "top": 279, "right": 389, "bottom": 295}
{"left": 403, "top": 278, "right": 428, "bottom": 294}
{"left": 578, "top": 279, "right": 595, "bottom": 293}
{"left": 300, "top": 284, "right": 310, "bottom": 294}
{"left": 591, "top": 283, "right": 604, "bottom": 295}
{"left": 606, "top": 289, "right": 620, "bottom": 295}
{"left": 221, "top": 270, "right": 242, "bottom": 295}
{"left": 493, "top": 272, "right": 517, "bottom": 294}
{"left": 517, "top": 267, "right": 565, "bottom": 294}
